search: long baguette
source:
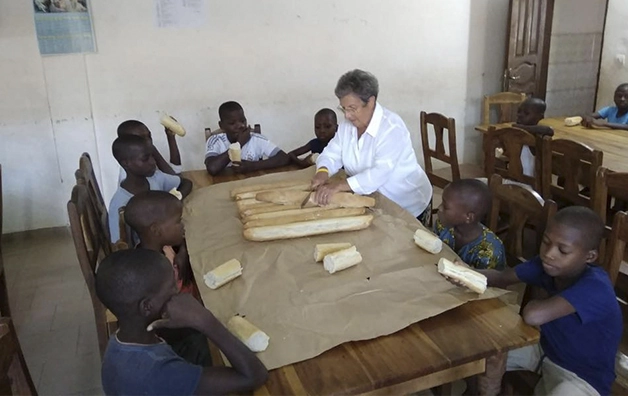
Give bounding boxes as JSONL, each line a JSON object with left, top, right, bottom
{"left": 243, "top": 214, "right": 374, "bottom": 241}
{"left": 243, "top": 206, "right": 335, "bottom": 222}
{"left": 240, "top": 204, "right": 302, "bottom": 218}
{"left": 235, "top": 183, "right": 310, "bottom": 200}
{"left": 243, "top": 207, "right": 365, "bottom": 229}
{"left": 256, "top": 190, "right": 375, "bottom": 208}
{"left": 235, "top": 199, "right": 276, "bottom": 212}
{"left": 437, "top": 257, "right": 487, "bottom": 294}
{"left": 230, "top": 181, "right": 308, "bottom": 198}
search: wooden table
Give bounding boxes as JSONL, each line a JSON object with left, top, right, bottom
{"left": 181, "top": 167, "right": 539, "bottom": 395}
{"left": 183, "top": 164, "right": 302, "bottom": 189}
{"left": 475, "top": 117, "right": 628, "bottom": 173}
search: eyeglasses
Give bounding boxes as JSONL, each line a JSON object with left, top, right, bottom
{"left": 337, "top": 104, "right": 365, "bottom": 116}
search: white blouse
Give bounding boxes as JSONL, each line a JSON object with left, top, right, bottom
{"left": 317, "top": 103, "right": 432, "bottom": 217}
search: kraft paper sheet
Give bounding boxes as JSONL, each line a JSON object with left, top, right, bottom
{"left": 184, "top": 168, "right": 505, "bottom": 370}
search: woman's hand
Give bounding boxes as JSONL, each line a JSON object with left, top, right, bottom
{"left": 311, "top": 170, "right": 329, "bottom": 189}
{"left": 313, "top": 181, "right": 343, "bottom": 206}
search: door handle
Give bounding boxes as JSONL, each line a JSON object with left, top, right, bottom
{"left": 506, "top": 68, "right": 520, "bottom": 80}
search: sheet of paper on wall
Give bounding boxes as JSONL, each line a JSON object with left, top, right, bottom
{"left": 154, "top": 0, "right": 206, "bottom": 28}
{"left": 32, "top": 0, "right": 96, "bottom": 56}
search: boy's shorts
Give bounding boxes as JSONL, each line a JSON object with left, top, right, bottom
{"left": 507, "top": 344, "right": 600, "bottom": 396}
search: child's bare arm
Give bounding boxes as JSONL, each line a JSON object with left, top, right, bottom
{"left": 521, "top": 295, "right": 575, "bottom": 326}
{"left": 594, "top": 120, "right": 628, "bottom": 131}
{"left": 235, "top": 151, "right": 291, "bottom": 173}
{"left": 513, "top": 124, "right": 554, "bottom": 137}
{"left": 288, "top": 143, "right": 312, "bottom": 158}
{"left": 173, "top": 241, "right": 192, "bottom": 285}
{"left": 148, "top": 294, "right": 268, "bottom": 395}
{"left": 153, "top": 146, "right": 177, "bottom": 175}
{"left": 178, "top": 177, "right": 193, "bottom": 199}
{"left": 581, "top": 112, "right": 602, "bottom": 128}
{"left": 204, "top": 152, "right": 231, "bottom": 176}
{"left": 165, "top": 129, "right": 182, "bottom": 166}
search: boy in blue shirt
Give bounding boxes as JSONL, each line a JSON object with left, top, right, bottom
{"left": 289, "top": 108, "right": 338, "bottom": 167}
{"left": 96, "top": 249, "right": 268, "bottom": 395}
{"left": 434, "top": 179, "right": 506, "bottom": 270}
{"left": 448, "top": 206, "right": 621, "bottom": 395}
{"left": 583, "top": 83, "right": 628, "bottom": 131}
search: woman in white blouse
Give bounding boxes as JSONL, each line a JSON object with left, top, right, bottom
{"left": 311, "top": 69, "right": 433, "bottom": 224}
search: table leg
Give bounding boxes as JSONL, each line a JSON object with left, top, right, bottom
{"left": 477, "top": 351, "right": 507, "bottom": 396}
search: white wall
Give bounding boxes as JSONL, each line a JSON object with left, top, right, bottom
{"left": 598, "top": 0, "right": 628, "bottom": 109}
{"left": 545, "top": 0, "right": 606, "bottom": 117}
{"left": 1, "top": 0, "right": 509, "bottom": 233}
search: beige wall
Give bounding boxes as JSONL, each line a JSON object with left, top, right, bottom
{"left": 0, "top": 0, "right": 508, "bottom": 233}
{"left": 598, "top": 0, "right": 628, "bottom": 109}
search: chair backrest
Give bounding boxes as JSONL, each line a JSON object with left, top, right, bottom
{"left": 0, "top": 165, "right": 8, "bottom": 318}
{"left": 67, "top": 183, "right": 111, "bottom": 358}
{"left": 549, "top": 139, "right": 603, "bottom": 208}
{"left": 419, "top": 111, "right": 460, "bottom": 189}
{"left": 602, "top": 211, "right": 628, "bottom": 287}
{"left": 488, "top": 174, "right": 557, "bottom": 262}
{"left": 593, "top": 167, "right": 628, "bottom": 227}
{"left": 0, "top": 317, "right": 37, "bottom": 395}
{"left": 483, "top": 126, "right": 550, "bottom": 197}
{"left": 78, "top": 153, "right": 110, "bottom": 242}
{"left": 482, "top": 91, "right": 527, "bottom": 125}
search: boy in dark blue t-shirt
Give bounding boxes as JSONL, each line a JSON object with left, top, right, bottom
{"left": 289, "top": 108, "right": 338, "bottom": 167}
{"left": 447, "top": 206, "right": 621, "bottom": 395}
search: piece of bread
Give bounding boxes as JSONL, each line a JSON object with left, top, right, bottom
{"left": 244, "top": 207, "right": 365, "bottom": 229}
{"left": 228, "top": 142, "right": 241, "bottom": 163}
{"left": 437, "top": 257, "right": 487, "bottom": 294}
{"left": 413, "top": 228, "right": 443, "bottom": 254}
{"left": 243, "top": 214, "right": 374, "bottom": 241}
{"left": 235, "top": 183, "right": 310, "bottom": 200}
{"left": 168, "top": 188, "right": 183, "bottom": 200}
{"left": 160, "top": 115, "right": 186, "bottom": 136}
{"left": 255, "top": 190, "right": 375, "bottom": 208}
{"left": 230, "top": 181, "right": 307, "bottom": 198}
{"left": 240, "top": 204, "right": 302, "bottom": 218}
{"left": 243, "top": 206, "right": 334, "bottom": 222}
{"left": 564, "top": 116, "right": 583, "bottom": 127}
{"left": 203, "top": 259, "right": 242, "bottom": 290}
{"left": 235, "top": 199, "right": 276, "bottom": 212}
{"left": 323, "top": 246, "right": 362, "bottom": 274}
{"left": 309, "top": 153, "right": 319, "bottom": 164}
{"left": 227, "top": 316, "right": 269, "bottom": 352}
{"left": 313, "top": 242, "right": 353, "bottom": 262}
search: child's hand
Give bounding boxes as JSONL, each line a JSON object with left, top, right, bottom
{"left": 147, "top": 293, "right": 215, "bottom": 332}
{"left": 581, "top": 116, "right": 593, "bottom": 128}
{"left": 233, "top": 160, "right": 257, "bottom": 173}
{"left": 592, "top": 119, "right": 609, "bottom": 128}
{"left": 164, "top": 115, "right": 178, "bottom": 136}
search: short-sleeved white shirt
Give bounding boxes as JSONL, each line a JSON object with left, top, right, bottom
{"left": 205, "top": 133, "right": 280, "bottom": 164}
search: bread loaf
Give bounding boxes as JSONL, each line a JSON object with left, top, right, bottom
{"left": 240, "top": 204, "right": 302, "bottom": 218}
{"left": 230, "top": 181, "right": 308, "bottom": 198}
{"left": 243, "top": 214, "right": 374, "bottom": 241}
{"left": 413, "top": 228, "right": 443, "bottom": 254}
{"left": 564, "top": 116, "right": 583, "bottom": 127}
{"left": 314, "top": 242, "right": 353, "bottom": 262}
{"left": 203, "top": 259, "right": 242, "bottom": 290}
{"left": 243, "top": 206, "right": 333, "bottom": 222}
{"left": 235, "top": 183, "right": 310, "bottom": 200}
{"left": 310, "top": 153, "right": 319, "bottom": 164}
{"left": 168, "top": 188, "right": 183, "bottom": 200}
{"left": 323, "top": 246, "right": 362, "bottom": 274}
{"left": 437, "top": 257, "right": 487, "bottom": 294}
{"left": 244, "top": 208, "right": 365, "bottom": 229}
{"left": 256, "top": 190, "right": 375, "bottom": 208}
{"left": 228, "top": 142, "right": 241, "bottom": 162}
{"left": 227, "top": 316, "right": 269, "bottom": 352}
{"left": 160, "top": 115, "right": 186, "bottom": 136}
{"left": 235, "top": 199, "right": 276, "bottom": 212}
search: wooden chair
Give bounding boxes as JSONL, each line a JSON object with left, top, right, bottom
{"left": 593, "top": 167, "right": 628, "bottom": 228}
{"left": 548, "top": 139, "right": 602, "bottom": 208}
{"left": 482, "top": 92, "right": 527, "bottom": 125}
{"left": 483, "top": 126, "right": 550, "bottom": 197}
{"left": 78, "top": 153, "right": 110, "bottom": 243}
{"left": 419, "top": 111, "right": 461, "bottom": 189}
{"left": 67, "top": 183, "right": 117, "bottom": 358}
{"left": 0, "top": 318, "right": 37, "bottom": 395}
{"left": 0, "top": 165, "right": 9, "bottom": 317}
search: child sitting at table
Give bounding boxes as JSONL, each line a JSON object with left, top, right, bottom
{"left": 108, "top": 135, "right": 192, "bottom": 243}
{"left": 96, "top": 249, "right": 268, "bottom": 396}
{"left": 433, "top": 179, "right": 505, "bottom": 270}
{"left": 204, "top": 101, "right": 290, "bottom": 175}
{"left": 288, "top": 108, "right": 338, "bottom": 167}
{"left": 448, "top": 206, "right": 621, "bottom": 395}
{"left": 582, "top": 83, "right": 628, "bottom": 131}
{"left": 117, "top": 119, "right": 182, "bottom": 182}
{"left": 512, "top": 97, "right": 554, "bottom": 177}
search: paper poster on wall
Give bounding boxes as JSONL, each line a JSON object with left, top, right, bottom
{"left": 155, "top": 0, "right": 206, "bottom": 28}
{"left": 33, "top": 0, "right": 96, "bottom": 55}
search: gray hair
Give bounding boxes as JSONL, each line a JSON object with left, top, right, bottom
{"left": 334, "top": 69, "right": 379, "bottom": 103}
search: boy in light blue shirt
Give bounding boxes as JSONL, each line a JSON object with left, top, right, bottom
{"left": 583, "top": 83, "right": 628, "bottom": 130}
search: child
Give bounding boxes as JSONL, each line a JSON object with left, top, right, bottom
{"left": 512, "top": 97, "right": 554, "bottom": 177}
{"left": 434, "top": 179, "right": 506, "bottom": 270}
{"left": 583, "top": 83, "right": 628, "bottom": 131}
{"left": 449, "top": 206, "right": 621, "bottom": 395}
{"left": 204, "top": 101, "right": 290, "bottom": 175}
{"left": 96, "top": 249, "right": 268, "bottom": 395}
{"left": 117, "top": 119, "right": 182, "bottom": 183}
{"left": 288, "top": 108, "right": 338, "bottom": 167}
{"left": 108, "top": 135, "right": 192, "bottom": 243}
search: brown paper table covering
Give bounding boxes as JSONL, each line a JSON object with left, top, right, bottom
{"left": 184, "top": 168, "right": 505, "bottom": 370}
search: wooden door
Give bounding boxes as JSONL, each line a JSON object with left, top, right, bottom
{"left": 505, "top": 0, "right": 554, "bottom": 99}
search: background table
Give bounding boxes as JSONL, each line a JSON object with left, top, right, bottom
{"left": 475, "top": 117, "right": 628, "bottom": 173}
{"left": 181, "top": 167, "right": 539, "bottom": 395}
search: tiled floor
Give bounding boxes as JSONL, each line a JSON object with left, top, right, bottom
{"left": 3, "top": 227, "right": 103, "bottom": 395}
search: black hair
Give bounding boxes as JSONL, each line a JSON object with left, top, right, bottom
{"left": 111, "top": 135, "right": 150, "bottom": 164}
{"left": 95, "top": 249, "right": 172, "bottom": 318}
{"left": 315, "top": 108, "right": 338, "bottom": 123}
{"left": 218, "top": 101, "right": 244, "bottom": 120}
{"left": 117, "top": 120, "right": 147, "bottom": 137}
{"left": 552, "top": 206, "right": 605, "bottom": 251}
{"left": 446, "top": 178, "right": 492, "bottom": 221}
{"left": 125, "top": 190, "right": 181, "bottom": 233}
{"left": 521, "top": 97, "right": 547, "bottom": 115}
